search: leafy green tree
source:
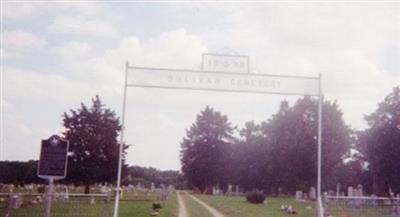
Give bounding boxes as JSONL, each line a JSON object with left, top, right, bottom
{"left": 124, "top": 166, "right": 185, "bottom": 189}
{"left": 0, "top": 160, "right": 43, "bottom": 186}
{"left": 180, "top": 106, "right": 234, "bottom": 193}
{"left": 63, "top": 96, "right": 126, "bottom": 193}
{"left": 357, "top": 86, "right": 400, "bottom": 196}
{"left": 258, "top": 97, "right": 352, "bottom": 193}
{"left": 232, "top": 121, "right": 269, "bottom": 191}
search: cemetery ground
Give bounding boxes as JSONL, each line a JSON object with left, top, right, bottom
{"left": 185, "top": 193, "right": 315, "bottom": 217}
{"left": 0, "top": 187, "right": 179, "bottom": 217}
{"left": 2, "top": 187, "right": 396, "bottom": 217}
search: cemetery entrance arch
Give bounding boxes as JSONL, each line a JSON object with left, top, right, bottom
{"left": 113, "top": 54, "right": 323, "bottom": 217}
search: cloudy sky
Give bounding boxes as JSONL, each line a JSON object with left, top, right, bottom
{"left": 1, "top": 1, "right": 399, "bottom": 170}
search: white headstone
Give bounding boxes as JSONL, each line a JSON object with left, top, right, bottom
{"left": 295, "top": 191, "right": 303, "bottom": 201}
{"left": 212, "top": 186, "right": 217, "bottom": 195}
{"left": 309, "top": 187, "right": 316, "bottom": 200}
{"left": 235, "top": 185, "right": 239, "bottom": 196}
{"left": 167, "top": 185, "right": 175, "bottom": 194}
{"left": 227, "top": 184, "right": 233, "bottom": 196}
{"left": 347, "top": 186, "right": 353, "bottom": 197}
{"left": 64, "top": 186, "right": 69, "bottom": 199}
{"left": 9, "top": 195, "right": 23, "bottom": 208}
{"left": 159, "top": 184, "right": 168, "bottom": 202}
{"left": 356, "top": 184, "right": 363, "bottom": 197}
{"left": 90, "top": 196, "right": 95, "bottom": 205}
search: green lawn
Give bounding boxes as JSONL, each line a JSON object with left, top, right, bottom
{"left": 0, "top": 190, "right": 178, "bottom": 217}
{"left": 0, "top": 199, "right": 110, "bottom": 217}
{"left": 181, "top": 192, "right": 214, "bottom": 217}
{"left": 193, "top": 194, "right": 316, "bottom": 217}
{"left": 158, "top": 192, "right": 178, "bottom": 217}
{"left": 324, "top": 202, "right": 394, "bottom": 217}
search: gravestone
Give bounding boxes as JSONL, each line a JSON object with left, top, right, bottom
{"left": 144, "top": 188, "right": 150, "bottom": 198}
{"left": 159, "top": 184, "right": 168, "bottom": 202}
{"left": 127, "top": 184, "right": 134, "bottom": 192}
{"left": 309, "top": 187, "right": 316, "bottom": 200}
{"left": 9, "top": 195, "right": 23, "bottom": 209}
{"left": 64, "top": 186, "right": 69, "bottom": 199}
{"left": 356, "top": 184, "right": 363, "bottom": 197}
{"left": 348, "top": 186, "right": 354, "bottom": 197}
{"left": 227, "top": 184, "right": 233, "bottom": 196}
{"left": 90, "top": 196, "right": 95, "bottom": 205}
{"left": 150, "top": 183, "right": 155, "bottom": 192}
{"left": 235, "top": 185, "right": 239, "bottom": 196}
{"left": 100, "top": 185, "right": 109, "bottom": 194}
{"left": 295, "top": 191, "right": 303, "bottom": 201}
{"left": 212, "top": 186, "right": 217, "bottom": 195}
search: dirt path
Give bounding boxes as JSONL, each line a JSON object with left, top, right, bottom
{"left": 177, "top": 191, "right": 189, "bottom": 217}
{"left": 186, "top": 193, "right": 225, "bottom": 217}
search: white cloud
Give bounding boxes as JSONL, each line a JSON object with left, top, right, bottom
{"left": 3, "top": 1, "right": 98, "bottom": 21}
{"left": 2, "top": 66, "right": 124, "bottom": 161}
{"left": 52, "top": 41, "right": 92, "bottom": 59}
{"left": 3, "top": 67, "right": 95, "bottom": 104}
{"left": 109, "top": 28, "right": 207, "bottom": 66}
{"left": 59, "top": 28, "right": 207, "bottom": 88}
{"left": 48, "top": 15, "right": 119, "bottom": 38}
{"left": 199, "top": 5, "right": 400, "bottom": 129}
{"left": 3, "top": 30, "right": 46, "bottom": 51}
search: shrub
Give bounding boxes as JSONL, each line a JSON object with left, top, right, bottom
{"left": 246, "top": 190, "right": 266, "bottom": 204}
{"left": 152, "top": 202, "right": 162, "bottom": 210}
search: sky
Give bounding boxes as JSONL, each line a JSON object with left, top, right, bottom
{"left": 1, "top": 1, "right": 399, "bottom": 170}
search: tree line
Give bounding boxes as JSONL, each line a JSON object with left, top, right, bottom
{"left": 180, "top": 86, "right": 400, "bottom": 196}
{"left": 0, "top": 161, "right": 183, "bottom": 190}
{"left": 1, "top": 87, "right": 398, "bottom": 196}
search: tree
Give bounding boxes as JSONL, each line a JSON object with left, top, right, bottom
{"left": 124, "top": 166, "right": 185, "bottom": 189}
{"left": 0, "top": 161, "right": 43, "bottom": 186}
{"left": 357, "top": 86, "right": 400, "bottom": 196}
{"left": 63, "top": 96, "right": 126, "bottom": 193}
{"left": 231, "top": 121, "right": 269, "bottom": 191}
{"left": 180, "top": 106, "right": 234, "bottom": 193}
{"left": 257, "top": 97, "right": 352, "bottom": 193}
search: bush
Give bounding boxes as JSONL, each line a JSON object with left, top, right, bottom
{"left": 246, "top": 190, "right": 266, "bottom": 204}
{"left": 152, "top": 202, "right": 162, "bottom": 210}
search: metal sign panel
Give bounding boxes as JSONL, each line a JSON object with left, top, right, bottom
{"left": 202, "top": 53, "right": 250, "bottom": 73}
{"left": 127, "top": 66, "right": 319, "bottom": 96}
{"left": 38, "top": 135, "right": 69, "bottom": 179}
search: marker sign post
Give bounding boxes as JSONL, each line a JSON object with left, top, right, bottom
{"left": 38, "top": 135, "right": 69, "bottom": 217}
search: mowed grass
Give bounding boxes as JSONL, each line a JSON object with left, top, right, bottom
{"left": 158, "top": 192, "right": 178, "bottom": 217}
{"left": 181, "top": 192, "right": 214, "bottom": 217}
{"left": 325, "top": 203, "right": 394, "bottom": 217}
{"left": 0, "top": 190, "right": 178, "bottom": 217}
{"left": 0, "top": 200, "right": 109, "bottom": 217}
{"left": 194, "top": 194, "right": 316, "bottom": 217}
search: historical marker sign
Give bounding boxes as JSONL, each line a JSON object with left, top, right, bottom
{"left": 38, "top": 135, "right": 69, "bottom": 179}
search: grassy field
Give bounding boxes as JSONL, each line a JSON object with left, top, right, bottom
{"left": 324, "top": 202, "right": 395, "bottom": 217}
{"left": 181, "top": 192, "right": 214, "bottom": 217}
{"left": 158, "top": 191, "right": 178, "bottom": 217}
{"left": 193, "top": 194, "right": 316, "bottom": 217}
{"left": 0, "top": 190, "right": 178, "bottom": 217}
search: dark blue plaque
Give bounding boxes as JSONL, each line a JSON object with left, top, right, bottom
{"left": 38, "top": 135, "right": 69, "bottom": 179}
